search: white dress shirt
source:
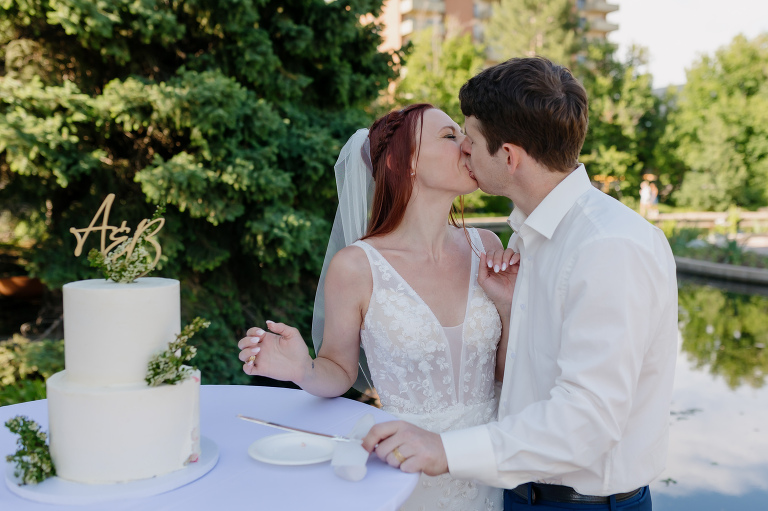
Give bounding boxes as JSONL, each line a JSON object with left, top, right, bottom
{"left": 441, "top": 165, "right": 678, "bottom": 495}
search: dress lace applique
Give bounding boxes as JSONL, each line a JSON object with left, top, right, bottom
{"left": 355, "top": 228, "right": 503, "bottom": 511}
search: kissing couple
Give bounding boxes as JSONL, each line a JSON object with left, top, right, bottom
{"left": 238, "top": 57, "right": 678, "bottom": 511}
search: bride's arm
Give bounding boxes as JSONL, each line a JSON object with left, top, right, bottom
{"left": 238, "top": 246, "right": 369, "bottom": 398}
{"left": 298, "top": 245, "right": 370, "bottom": 396}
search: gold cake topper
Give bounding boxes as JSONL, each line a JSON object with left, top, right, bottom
{"left": 70, "top": 194, "right": 165, "bottom": 281}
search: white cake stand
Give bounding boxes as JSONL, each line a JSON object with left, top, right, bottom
{"left": 5, "top": 436, "right": 219, "bottom": 505}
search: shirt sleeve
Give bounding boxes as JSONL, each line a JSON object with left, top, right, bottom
{"left": 442, "top": 232, "right": 674, "bottom": 489}
{"left": 441, "top": 425, "right": 498, "bottom": 482}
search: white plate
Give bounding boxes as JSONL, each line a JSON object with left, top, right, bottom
{"left": 248, "top": 433, "right": 335, "bottom": 465}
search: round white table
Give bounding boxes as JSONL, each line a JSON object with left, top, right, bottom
{"left": 1, "top": 385, "right": 419, "bottom": 510}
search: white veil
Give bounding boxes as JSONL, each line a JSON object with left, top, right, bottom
{"left": 311, "top": 128, "right": 375, "bottom": 392}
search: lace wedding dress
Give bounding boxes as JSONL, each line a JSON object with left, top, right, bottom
{"left": 354, "top": 228, "right": 503, "bottom": 511}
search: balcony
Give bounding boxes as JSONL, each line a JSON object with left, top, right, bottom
{"left": 588, "top": 17, "right": 619, "bottom": 33}
{"left": 400, "top": 16, "right": 442, "bottom": 36}
{"left": 400, "top": 18, "right": 414, "bottom": 36}
{"left": 400, "top": 0, "right": 445, "bottom": 15}
{"left": 581, "top": 0, "right": 619, "bottom": 14}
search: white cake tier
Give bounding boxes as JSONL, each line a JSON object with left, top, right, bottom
{"left": 62, "top": 277, "right": 180, "bottom": 386}
{"left": 47, "top": 369, "right": 201, "bottom": 485}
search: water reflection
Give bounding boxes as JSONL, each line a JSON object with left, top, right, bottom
{"left": 651, "top": 278, "right": 768, "bottom": 510}
{"left": 677, "top": 280, "right": 767, "bottom": 389}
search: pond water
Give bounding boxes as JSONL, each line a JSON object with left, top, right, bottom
{"left": 651, "top": 276, "right": 768, "bottom": 510}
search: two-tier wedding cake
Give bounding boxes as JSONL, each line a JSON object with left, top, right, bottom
{"left": 46, "top": 277, "right": 201, "bottom": 484}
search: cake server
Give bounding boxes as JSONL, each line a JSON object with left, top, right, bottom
{"left": 237, "top": 414, "right": 354, "bottom": 442}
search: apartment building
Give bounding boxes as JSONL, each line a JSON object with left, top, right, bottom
{"left": 378, "top": 0, "right": 474, "bottom": 52}
{"left": 377, "top": 0, "right": 619, "bottom": 52}
{"left": 576, "top": 0, "right": 619, "bottom": 41}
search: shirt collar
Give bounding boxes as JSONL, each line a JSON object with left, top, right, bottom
{"left": 506, "top": 164, "right": 592, "bottom": 240}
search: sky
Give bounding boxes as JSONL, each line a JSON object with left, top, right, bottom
{"left": 607, "top": 0, "right": 768, "bottom": 89}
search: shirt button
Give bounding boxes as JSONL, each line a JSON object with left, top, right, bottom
{"left": 520, "top": 304, "right": 527, "bottom": 311}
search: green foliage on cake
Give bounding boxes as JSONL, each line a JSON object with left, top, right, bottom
{"left": 87, "top": 243, "right": 152, "bottom": 283}
{"left": 146, "top": 317, "right": 210, "bottom": 386}
{"left": 5, "top": 416, "right": 56, "bottom": 485}
{"left": 87, "top": 205, "right": 166, "bottom": 284}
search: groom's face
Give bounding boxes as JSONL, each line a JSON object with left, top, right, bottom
{"left": 462, "top": 116, "right": 509, "bottom": 196}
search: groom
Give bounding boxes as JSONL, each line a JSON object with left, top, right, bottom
{"left": 362, "top": 57, "right": 678, "bottom": 511}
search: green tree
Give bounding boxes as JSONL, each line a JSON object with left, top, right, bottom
{"left": 0, "top": 0, "right": 400, "bottom": 385}
{"left": 396, "top": 26, "right": 486, "bottom": 123}
{"left": 482, "top": 1, "right": 674, "bottom": 208}
{"left": 577, "top": 43, "right": 677, "bottom": 204}
{"left": 668, "top": 33, "right": 768, "bottom": 210}
{"left": 484, "top": 0, "right": 578, "bottom": 65}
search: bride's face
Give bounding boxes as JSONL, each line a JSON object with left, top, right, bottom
{"left": 412, "top": 109, "right": 478, "bottom": 195}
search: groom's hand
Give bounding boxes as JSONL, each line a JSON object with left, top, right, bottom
{"left": 362, "top": 421, "right": 449, "bottom": 476}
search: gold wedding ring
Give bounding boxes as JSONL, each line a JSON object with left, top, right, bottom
{"left": 247, "top": 355, "right": 256, "bottom": 364}
{"left": 392, "top": 447, "right": 406, "bottom": 464}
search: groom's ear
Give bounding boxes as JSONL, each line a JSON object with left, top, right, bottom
{"left": 500, "top": 143, "right": 523, "bottom": 177}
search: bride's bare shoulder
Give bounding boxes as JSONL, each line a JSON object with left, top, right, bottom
{"left": 330, "top": 244, "right": 368, "bottom": 268}
{"left": 326, "top": 244, "right": 371, "bottom": 285}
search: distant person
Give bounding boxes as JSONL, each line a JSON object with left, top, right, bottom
{"left": 649, "top": 182, "right": 660, "bottom": 218}
{"left": 639, "top": 180, "right": 652, "bottom": 217}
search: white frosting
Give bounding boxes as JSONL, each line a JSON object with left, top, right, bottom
{"left": 62, "top": 278, "right": 180, "bottom": 386}
{"left": 48, "top": 277, "right": 201, "bottom": 485}
{"left": 47, "top": 370, "right": 200, "bottom": 484}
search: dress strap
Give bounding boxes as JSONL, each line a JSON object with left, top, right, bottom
{"left": 351, "top": 239, "right": 377, "bottom": 265}
{"left": 351, "top": 240, "right": 392, "bottom": 291}
{"left": 466, "top": 227, "right": 486, "bottom": 254}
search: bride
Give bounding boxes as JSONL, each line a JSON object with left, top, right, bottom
{"left": 238, "top": 104, "right": 519, "bottom": 511}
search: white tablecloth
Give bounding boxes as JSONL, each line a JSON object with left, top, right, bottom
{"left": 1, "top": 385, "right": 419, "bottom": 510}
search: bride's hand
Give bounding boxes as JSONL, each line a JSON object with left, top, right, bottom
{"left": 238, "top": 320, "right": 312, "bottom": 383}
{"left": 478, "top": 249, "right": 520, "bottom": 317}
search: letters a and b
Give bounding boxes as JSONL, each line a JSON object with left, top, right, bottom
{"left": 69, "top": 194, "right": 164, "bottom": 272}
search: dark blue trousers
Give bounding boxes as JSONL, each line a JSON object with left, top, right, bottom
{"left": 504, "top": 485, "right": 651, "bottom": 511}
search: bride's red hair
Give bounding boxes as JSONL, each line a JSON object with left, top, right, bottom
{"left": 363, "top": 104, "right": 464, "bottom": 240}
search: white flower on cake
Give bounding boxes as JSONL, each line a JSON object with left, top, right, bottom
{"left": 146, "top": 317, "right": 210, "bottom": 387}
{"left": 86, "top": 203, "right": 166, "bottom": 284}
{"left": 88, "top": 240, "right": 154, "bottom": 283}
{"left": 4, "top": 416, "right": 56, "bottom": 485}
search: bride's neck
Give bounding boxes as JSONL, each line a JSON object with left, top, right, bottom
{"left": 386, "top": 192, "right": 457, "bottom": 256}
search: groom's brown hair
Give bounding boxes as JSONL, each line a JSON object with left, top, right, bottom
{"left": 459, "top": 57, "right": 588, "bottom": 173}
